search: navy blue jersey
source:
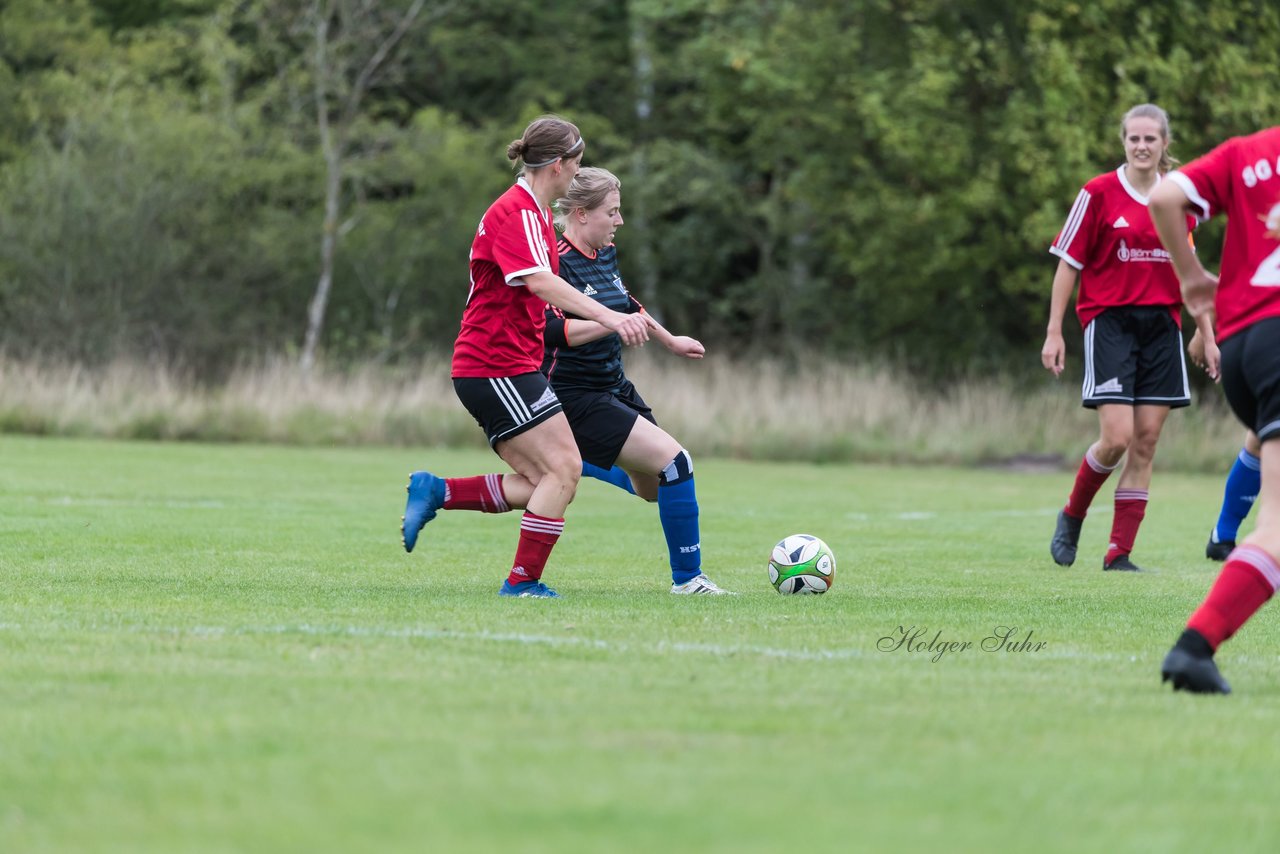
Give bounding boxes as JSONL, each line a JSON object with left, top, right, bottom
{"left": 542, "top": 237, "right": 642, "bottom": 393}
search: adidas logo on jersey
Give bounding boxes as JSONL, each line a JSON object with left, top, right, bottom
{"left": 1113, "top": 216, "right": 1129, "bottom": 228}
{"left": 582, "top": 284, "right": 598, "bottom": 295}
{"left": 1094, "top": 377, "right": 1123, "bottom": 394}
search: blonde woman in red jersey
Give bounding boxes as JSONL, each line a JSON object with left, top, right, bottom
{"left": 1152, "top": 126, "right": 1280, "bottom": 693}
{"left": 399, "top": 115, "right": 649, "bottom": 599}
{"left": 1041, "top": 104, "right": 1203, "bottom": 572}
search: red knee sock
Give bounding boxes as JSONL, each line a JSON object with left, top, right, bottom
{"left": 1188, "top": 546, "right": 1280, "bottom": 649}
{"left": 1065, "top": 447, "right": 1119, "bottom": 519}
{"left": 443, "top": 474, "right": 510, "bottom": 513}
{"left": 1105, "top": 489, "right": 1148, "bottom": 563}
{"left": 506, "top": 512, "right": 564, "bottom": 585}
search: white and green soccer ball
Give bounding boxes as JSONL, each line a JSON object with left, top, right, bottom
{"left": 768, "top": 534, "right": 836, "bottom": 595}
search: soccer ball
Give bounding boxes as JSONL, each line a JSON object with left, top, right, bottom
{"left": 768, "top": 534, "right": 836, "bottom": 594}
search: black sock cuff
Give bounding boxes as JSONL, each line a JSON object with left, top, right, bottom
{"left": 658, "top": 449, "right": 693, "bottom": 486}
{"left": 1175, "top": 628, "right": 1214, "bottom": 658}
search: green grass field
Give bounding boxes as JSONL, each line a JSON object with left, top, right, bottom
{"left": 2, "top": 435, "right": 1278, "bottom": 853}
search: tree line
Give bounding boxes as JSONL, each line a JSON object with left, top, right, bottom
{"left": 0, "top": 0, "right": 1276, "bottom": 379}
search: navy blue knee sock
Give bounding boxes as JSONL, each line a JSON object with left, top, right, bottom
{"left": 658, "top": 450, "right": 701, "bottom": 584}
{"left": 581, "top": 461, "right": 636, "bottom": 495}
{"left": 1214, "top": 447, "right": 1261, "bottom": 543}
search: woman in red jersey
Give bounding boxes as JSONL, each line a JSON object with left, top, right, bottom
{"left": 1041, "top": 103, "right": 1201, "bottom": 572}
{"left": 400, "top": 115, "right": 649, "bottom": 599}
{"left": 1152, "top": 126, "right": 1280, "bottom": 694}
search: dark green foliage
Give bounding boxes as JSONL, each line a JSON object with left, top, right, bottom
{"left": 0, "top": 0, "right": 1277, "bottom": 377}
{"left": 89, "top": 0, "right": 221, "bottom": 31}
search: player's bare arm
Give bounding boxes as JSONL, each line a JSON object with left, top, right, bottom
{"left": 523, "top": 270, "right": 649, "bottom": 346}
{"left": 641, "top": 312, "right": 705, "bottom": 359}
{"left": 556, "top": 313, "right": 703, "bottom": 359}
{"left": 1040, "top": 258, "right": 1078, "bottom": 377}
{"left": 1150, "top": 180, "right": 1219, "bottom": 320}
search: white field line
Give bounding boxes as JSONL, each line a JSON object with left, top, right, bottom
{"left": 0, "top": 620, "right": 1155, "bottom": 663}
{"left": 36, "top": 497, "right": 228, "bottom": 508}
{"left": 847, "top": 507, "right": 1109, "bottom": 522}
{"left": 28, "top": 496, "right": 1083, "bottom": 521}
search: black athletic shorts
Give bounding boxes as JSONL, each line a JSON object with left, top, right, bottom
{"left": 1220, "top": 315, "right": 1280, "bottom": 443}
{"left": 556, "top": 378, "right": 658, "bottom": 468}
{"left": 453, "top": 372, "right": 564, "bottom": 449}
{"left": 1081, "top": 306, "right": 1190, "bottom": 408}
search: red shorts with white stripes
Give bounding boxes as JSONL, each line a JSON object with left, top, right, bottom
{"left": 453, "top": 372, "right": 564, "bottom": 449}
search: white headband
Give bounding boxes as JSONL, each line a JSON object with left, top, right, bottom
{"left": 524, "top": 135, "right": 585, "bottom": 169}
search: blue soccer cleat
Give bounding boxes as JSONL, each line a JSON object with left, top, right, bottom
{"left": 498, "top": 579, "right": 560, "bottom": 598}
{"left": 401, "top": 471, "right": 445, "bottom": 553}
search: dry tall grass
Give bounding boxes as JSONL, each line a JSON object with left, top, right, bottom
{"left": 0, "top": 353, "right": 1246, "bottom": 470}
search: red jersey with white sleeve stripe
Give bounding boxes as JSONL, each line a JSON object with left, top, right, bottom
{"left": 452, "top": 178, "right": 559, "bottom": 378}
{"left": 1050, "top": 166, "right": 1190, "bottom": 328}
{"left": 1167, "top": 127, "right": 1280, "bottom": 344}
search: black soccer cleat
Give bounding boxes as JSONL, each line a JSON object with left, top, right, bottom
{"left": 1103, "top": 553, "right": 1142, "bottom": 572}
{"left": 1050, "top": 509, "right": 1084, "bottom": 566}
{"left": 1205, "top": 533, "right": 1235, "bottom": 562}
{"left": 1161, "top": 647, "right": 1231, "bottom": 695}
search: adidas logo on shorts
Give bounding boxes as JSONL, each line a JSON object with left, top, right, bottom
{"left": 529, "top": 386, "right": 559, "bottom": 413}
{"left": 1094, "top": 377, "right": 1123, "bottom": 394}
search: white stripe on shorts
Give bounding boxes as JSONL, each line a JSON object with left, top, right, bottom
{"left": 489, "top": 377, "right": 533, "bottom": 425}
{"left": 1082, "top": 320, "right": 1095, "bottom": 399}
{"left": 1177, "top": 327, "right": 1189, "bottom": 400}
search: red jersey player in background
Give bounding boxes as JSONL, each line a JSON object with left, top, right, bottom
{"left": 399, "top": 115, "right": 649, "bottom": 599}
{"left": 1042, "top": 104, "right": 1206, "bottom": 572}
{"left": 1151, "top": 125, "right": 1280, "bottom": 694}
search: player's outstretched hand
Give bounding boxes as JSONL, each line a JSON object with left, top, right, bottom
{"left": 667, "top": 336, "right": 705, "bottom": 359}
